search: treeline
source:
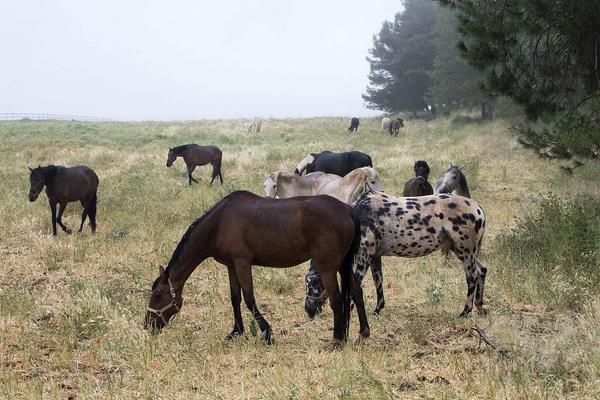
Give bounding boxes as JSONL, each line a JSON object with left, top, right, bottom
{"left": 363, "top": 0, "right": 488, "bottom": 117}
{"left": 364, "top": 0, "right": 600, "bottom": 164}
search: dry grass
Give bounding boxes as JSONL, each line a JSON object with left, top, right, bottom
{"left": 1, "top": 116, "right": 599, "bottom": 399}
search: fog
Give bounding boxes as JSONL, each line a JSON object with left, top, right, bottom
{"left": 0, "top": 1, "right": 401, "bottom": 120}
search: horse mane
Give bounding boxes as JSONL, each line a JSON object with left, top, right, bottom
{"left": 165, "top": 193, "right": 233, "bottom": 274}
{"left": 171, "top": 144, "right": 191, "bottom": 155}
{"left": 294, "top": 154, "right": 315, "bottom": 175}
{"left": 457, "top": 169, "right": 471, "bottom": 197}
{"left": 37, "top": 165, "right": 58, "bottom": 184}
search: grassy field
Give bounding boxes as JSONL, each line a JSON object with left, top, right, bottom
{"left": 1, "top": 116, "right": 599, "bottom": 399}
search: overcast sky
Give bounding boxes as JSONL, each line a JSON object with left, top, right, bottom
{"left": 0, "top": 1, "right": 401, "bottom": 120}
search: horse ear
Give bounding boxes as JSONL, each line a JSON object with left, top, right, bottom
{"left": 28, "top": 166, "right": 33, "bottom": 172}
{"left": 159, "top": 265, "right": 166, "bottom": 275}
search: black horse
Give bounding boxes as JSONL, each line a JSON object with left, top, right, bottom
{"left": 28, "top": 165, "right": 99, "bottom": 235}
{"left": 403, "top": 160, "right": 433, "bottom": 196}
{"left": 294, "top": 151, "right": 372, "bottom": 177}
{"left": 348, "top": 117, "right": 359, "bottom": 133}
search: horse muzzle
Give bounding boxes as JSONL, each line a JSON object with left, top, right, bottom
{"left": 144, "top": 311, "right": 166, "bottom": 333}
{"left": 28, "top": 192, "right": 38, "bottom": 202}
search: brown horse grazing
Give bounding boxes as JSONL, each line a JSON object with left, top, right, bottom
{"left": 403, "top": 160, "right": 433, "bottom": 196}
{"left": 144, "top": 191, "right": 370, "bottom": 344}
{"left": 28, "top": 165, "right": 99, "bottom": 236}
{"left": 166, "top": 144, "right": 223, "bottom": 186}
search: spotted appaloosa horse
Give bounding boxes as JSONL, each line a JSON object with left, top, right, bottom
{"left": 305, "top": 191, "right": 487, "bottom": 318}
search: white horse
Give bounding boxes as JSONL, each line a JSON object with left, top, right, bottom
{"left": 381, "top": 117, "right": 391, "bottom": 131}
{"left": 318, "top": 167, "right": 383, "bottom": 204}
{"left": 264, "top": 171, "right": 340, "bottom": 198}
{"left": 248, "top": 118, "right": 262, "bottom": 133}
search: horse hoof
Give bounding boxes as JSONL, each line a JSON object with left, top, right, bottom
{"left": 458, "top": 310, "right": 471, "bottom": 318}
{"left": 359, "top": 328, "right": 370, "bottom": 339}
{"left": 261, "top": 330, "right": 273, "bottom": 345}
{"left": 372, "top": 309, "right": 381, "bottom": 316}
{"left": 65, "top": 228, "right": 72, "bottom": 235}
{"left": 225, "top": 331, "right": 243, "bottom": 341}
{"left": 477, "top": 307, "right": 488, "bottom": 316}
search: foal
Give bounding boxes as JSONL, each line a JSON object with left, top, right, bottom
{"left": 166, "top": 144, "right": 223, "bottom": 186}
{"left": 145, "top": 191, "right": 370, "bottom": 344}
{"left": 28, "top": 165, "right": 99, "bottom": 235}
{"left": 434, "top": 165, "right": 471, "bottom": 198}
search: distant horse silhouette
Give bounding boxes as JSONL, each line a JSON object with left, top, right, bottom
{"left": 144, "top": 191, "right": 370, "bottom": 344}
{"left": 434, "top": 165, "right": 471, "bottom": 198}
{"left": 403, "top": 160, "right": 433, "bottom": 196}
{"left": 248, "top": 118, "right": 262, "bottom": 133}
{"left": 389, "top": 118, "right": 404, "bottom": 135}
{"left": 28, "top": 165, "right": 99, "bottom": 235}
{"left": 381, "top": 117, "right": 391, "bottom": 131}
{"left": 294, "top": 150, "right": 372, "bottom": 177}
{"left": 166, "top": 144, "right": 223, "bottom": 186}
{"left": 348, "top": 117, "right": 359, "bottom": 133}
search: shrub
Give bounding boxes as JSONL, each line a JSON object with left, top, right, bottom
{"left": 494, "top": 194, "right": 600, "bottom": 311}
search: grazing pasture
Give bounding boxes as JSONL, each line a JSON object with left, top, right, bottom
{"left": 1, "top": 116, "right": 599, "bottom": 399}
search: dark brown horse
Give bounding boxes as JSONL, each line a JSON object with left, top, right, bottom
{"left": 166, "top": 144, "right": 223, "bottom": 186}
{"left": 28, "top": 165, "right": 99, "bottom": 236}
{"left": 403, "top": 160, "right": 433, "bottom": 196}
{"left": 144, "top": 191, "right": 370, "bottom": 344}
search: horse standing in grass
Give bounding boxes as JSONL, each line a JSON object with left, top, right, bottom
{"left": 166, "top": 144, "right": 223, "bottom": 186}
{"left": 403, "top": 160, "right": 433, "bottom": 196}
{"left": 265, "top": 167, "right": 383, "bottom": 204}
{"left": 434, "top": 165, "right": 471, "bottom": 197}
{"left": 294, "top": 150, "right": 372, "bottom": 177}
{"left": 348, "top": 117, "right": 359, "bottom": 133}
{"left": 389, "top": 118, "right": 403, "bottom": 135}
{"left": 381, "top": 117, "right": 391, "bottom": 131}
{"left": 28, "top": 165, "right": 98, "bottom": 236}
{"left": 263, "top": 171, "right": 340, "bottom": 198}
{"left": 144, "top": 191, "right": 370, "bottom": 344}
{"left": 305, "top": 191, "right": 487, "bottom": 318}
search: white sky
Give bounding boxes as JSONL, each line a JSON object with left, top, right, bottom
{"left": 0, "top": 1, "right": 401, "bottom": 121}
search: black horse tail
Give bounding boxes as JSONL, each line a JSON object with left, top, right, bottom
{"left": 340, "top": 212, "right": 361, "bottom": 341}
{"left": 367, "top": 155, "right": 373, "bottom": 168}
{"left": 86, "top": 192, "right": 97, "bottom": 230}
{"left": 212, "top": 157, "right": 223, "bottom": 184}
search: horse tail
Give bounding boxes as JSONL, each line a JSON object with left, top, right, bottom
{"left": 340, "top": 212, "right": 361, "bottom": 341}
{"left": 86, "top": 192, "right": 97, "bottom": 230}
{"left": 366, "top": 155, "right": 373, "bottom": 168}
{"left": 212, "top": 155, "right": 223, "bottom": 183}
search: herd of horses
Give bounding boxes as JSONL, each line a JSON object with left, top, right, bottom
{"left": 347, "top": 116, "right": 405, "bottom": 136}
{"left": 27, "top": 123, "right": 486, "bottom": 346}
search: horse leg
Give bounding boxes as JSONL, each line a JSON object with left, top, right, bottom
{"left": 349, "top": 274, "right": 370, "bottom": 338}
{"left": 234, "top": 263, "right": 272, "bottom": 344}
{"left": 225, "top": 266, "right": 244, "bottom": 340}
{"left": 56, "top": 203, "right": 71, "bottom": 234}
{"left": 49, "top": 200, "right": 57, "bottom": 236}
{"left": 474, "top": 258, "right": 488, "bottom": 315}
{"left": 318, "top": 267, "right": 345, "bottom": 343}
{"left": 78, "top": 200, "right": 88, "bottom": 232}
{"left": 457, "top": 251, "right": 478, "bottom": 317}
{"left": 187, "top": 165, "right": 198, "bottom": 185}
{"left": 370, "top": 256, "right": 385, "bottom": 315}
{"left": 88, "top": 193, "right": 97, "bottom": 233}
{"left": 209, "top": 161, "right": 220, "bottom": 186}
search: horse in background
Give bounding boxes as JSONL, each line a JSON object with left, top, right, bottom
{"left": 294, "top": 151, "right": 372, "bottom": 177}
{"left": 248, "top": 118, "right": 262, "bottom": 133}
{"left": 348, "top": 117, "right": 359, "bottom": 133}
{"left": 403, "top": 160, "right": 433, "bottom": 196}
{"left": 434, "top": 165, "right": 471, "bottom": 198}
{"left": 28, "top": 165, "right": 99, "bottom": 236}
{"left": 166, "top": 144, "right": 223, "bottom": 186}
{"left": 389, "top": 118, "right": 404, "bottom": 135}
{"left": 144, "top": 191, "right": 370, "bottom": 344}
{"left": 381, "top": 117, "right": 391, "bottom": 131}
{"left": 263, "top": 171, "right": 340, "bottom": 198}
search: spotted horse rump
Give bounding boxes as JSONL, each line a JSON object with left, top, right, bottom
{"left": 305, "top": 191, "right": 487, "bottom": 319}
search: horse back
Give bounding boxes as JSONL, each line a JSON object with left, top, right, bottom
{"left": 184, "top": 144, "right": 222, "bottom": 166}
{"left": 47, "top": 166, "right": 98, "bottom": 202}
{"left": 212, "top": 192, "right": 354, "bottom": 267}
